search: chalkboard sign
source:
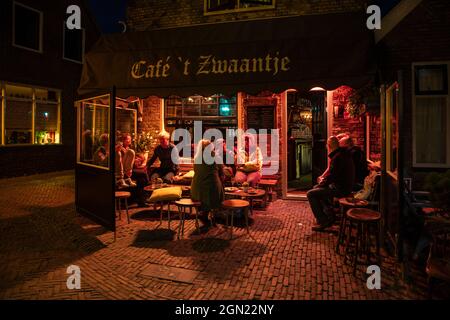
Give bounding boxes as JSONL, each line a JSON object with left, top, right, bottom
{"left": 246, "top": 106, "right": 275, "bottom": 130}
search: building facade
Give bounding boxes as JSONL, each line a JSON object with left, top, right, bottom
{"left": 0, "top": 0, "right": 100, "bottom": 177}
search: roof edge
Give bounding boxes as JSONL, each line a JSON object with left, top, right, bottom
{"left": 375, "top": 0, "right": 423, "bottom": 43}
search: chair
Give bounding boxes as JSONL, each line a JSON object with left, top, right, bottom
{"left": 345, "top": 208, "right": 382, "bottom": 275}
{"left": 426, "top": 222, "right": 450, "bottom": 298}
{"left": 115, "top": 191, "right": 131, "bottom": 224}
{"left": 222, "top": 199, "right": 250, "bottom": 239}
{"left": 335, "top": 198, "right": 369, "bottom": 254}
{"left": 174, "top": 198, "right": 201, "bottom": 239}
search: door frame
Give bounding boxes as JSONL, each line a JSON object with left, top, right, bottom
{"left": 281, "top": 89, "right": 330, "bottom": 200}
{"left": 74, "top": 87, "right": 117, "bottom": 232}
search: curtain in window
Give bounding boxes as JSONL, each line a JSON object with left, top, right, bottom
{"left": 415, "top": 97, "right": 447, "bottom": 164}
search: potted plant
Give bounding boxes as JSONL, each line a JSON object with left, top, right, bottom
{"left": 135, "top": 131, "right": 153, "bottom": 168}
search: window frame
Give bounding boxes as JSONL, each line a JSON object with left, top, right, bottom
{"left": 412, "top": 61, "right": 450, "bottom": 168}
{"left": 12, "top": 1, "right": 43, "bottom": 54}
{"left": 386, "top": 82, "right": 399, "bottom": 178}
{"left": 204, "top": 0, "right": 276, "bottom": 16}
{"left": 62, "top": 21, "right": 85, "bottom": 64}
{"left": 0, "top": 81, "right": 62, "bottom": 147}
{"left": 75, "top": 94, "right": 111, "bottom": 170}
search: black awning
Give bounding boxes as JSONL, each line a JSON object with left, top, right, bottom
{"left": 78, "top": 12, "right": 375, "bottom": 98}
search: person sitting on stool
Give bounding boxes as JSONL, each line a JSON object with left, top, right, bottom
{"left": 147, "top": 131, "right": 179, "bottom": 183}
{"left": 116, "top": 132, "right": 137, "bottom": 188}
{"left": 307, "top": 136, "right": 355, "bottom": 232}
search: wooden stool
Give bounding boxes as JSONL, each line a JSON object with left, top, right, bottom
{"left": 174, "top": 198, "right": 201, "bottom": 239}
{"left": 222, "top": 199, "right": 250, "bottom": 239}
{"left": 335, "top": 198, "right": 369, "bottom": 254}
{"left": 258, "top": 179, "right": 278, "bottom": 207}
{"left": 115, "top": 191, "right": 131, "bottom": 224}
{"left": 346, "top": 208, "right": 382, "bottom": 275}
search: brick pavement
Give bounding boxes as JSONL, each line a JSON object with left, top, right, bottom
{"left": 0, "top": 171, "right": 429, "bottom": 300}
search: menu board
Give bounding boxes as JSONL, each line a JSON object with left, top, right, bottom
{"left": 246, "top": 106, "right": 275, "bottom": 130}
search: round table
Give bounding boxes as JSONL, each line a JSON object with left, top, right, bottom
{"left": 224, "top": 188, "right": 265, "bottom": 216}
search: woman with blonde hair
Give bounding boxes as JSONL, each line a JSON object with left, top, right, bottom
{"left": 234, "top": 133, "right": 263, "bottom": 186}
{"left": 191, "top": 139, "right": 224, "bottom": 214}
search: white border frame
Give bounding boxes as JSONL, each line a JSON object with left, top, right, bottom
{"left": 12, "top": 1, "right": 43, "bottom": 54}
{"left": 62, "top": 21, "right": 85, "bottom": 64}
{"left": 412, "top": 61, "right": 450, "bottom": 168}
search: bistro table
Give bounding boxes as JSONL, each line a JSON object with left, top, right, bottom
{"left": 224, "top": 187, "right": 265, "bottom": 216}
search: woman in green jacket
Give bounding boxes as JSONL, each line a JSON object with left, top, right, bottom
{"left": 191, "top": 139, "right": 224, "bottom": 213}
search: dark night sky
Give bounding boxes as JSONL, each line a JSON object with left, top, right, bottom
{"left": 88, "top": 0, "right": 402, "bottom": 34}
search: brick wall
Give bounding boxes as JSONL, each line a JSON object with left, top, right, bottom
{"left": 137, "top": 96, "right": 162, "bottom": 157}
{"left": 127, "top": 0, "right": 368, "bottom": 31}
{"left": 379, "top": 0, "right": 450, "bottom": 188}
{"left": 369, "top": 115, "right": 381, "bottom": 161}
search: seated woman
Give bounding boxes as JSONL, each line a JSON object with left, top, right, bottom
{"left": 191, "top": 139, "right": 224, "bottom": 217}
{"left": 147, "top": 131, "right": 179, "bottom": 183}
{"left": 234, "top": 134, "right": 263, "bottom": 186}
{"left": 93, "top": 133, "right": 109, "bottom": 167}
{"left": 213, "top": 138, "right": 235, "bottom": 183}
{"left": 115, "top": 133, "right": 136, "bottom": 188}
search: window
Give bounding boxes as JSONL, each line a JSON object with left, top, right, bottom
{"left": 386, "top": 83, "right": 398, "bottom": 176}
{"left": 63, "top": 22, "right": 85, "bottom": 63}
{"left": 1, "top": 83, "right": 61, "bottom": 146}
{"left": 164, "top": 94, "right": 237, "bottom": 157}
{"left": 77, "top": 95, "right": 111, "bottom": 168}
{"left": 413, "top": 63, "right": 450, "bottom": 167}
{"left": 13, "top": 2, "right": 43, "bottom": 52}
{"left": 204, "top": 0, "right": 275, "bottom": 15}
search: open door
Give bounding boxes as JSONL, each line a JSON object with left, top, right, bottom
{"left": 381, "top": 73, "right": 403, "bottom": 258}
{"left": 75, "top": 90, "right": 116, "bottom": 231}
{"left": 285, "top": 90, "right": 328, "bottom": 198}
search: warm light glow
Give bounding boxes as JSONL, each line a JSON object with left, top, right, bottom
{"left": 310, "top": 87, "right": 326, "bottom": 92}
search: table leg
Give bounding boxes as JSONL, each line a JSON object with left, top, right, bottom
{"left": 177, "top": 205, "right": 182, "bottom": 239}
{"left": 230, "top": 210, "right": 234, "bottom": 240}
{"left": 167, "top": 202, "right": 171, "bottom": 229}
{"left": 244, "top": 206, "right": 250, "bottom": 235}
{"left": 194, "top": 207, "right": 200, "bottom": 234}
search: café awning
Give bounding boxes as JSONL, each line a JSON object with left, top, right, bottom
{"left": 78, "top": 12, "right": 375, "bottom": 98}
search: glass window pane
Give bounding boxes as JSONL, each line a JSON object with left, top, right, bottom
{"left": 14, "top": 4, "right": 41, "bottom": 51}
{"left": 5, "top": 100, "right": 32, "bottom": 145}
{"left": 415, "top": 97, "right": 447, "bottom": 164}
{"left": 79, "top": 96, "right": 110, "bottom": 168}
{"left": 64, "top": 26, "right": 83, "bottom": 62}
{"left": 35, "top": 103, "right": 59, "bottom": 144}
{"left": 116, "top": 107, "right": 136, "bottom": 144}
{"left": 389, "top": 89, "right": 398, "bottom": 173}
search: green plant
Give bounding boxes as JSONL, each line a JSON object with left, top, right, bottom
{"left": 424, "top": 170, "right": 450, "bottom": 211}
{"left": 136, "top": 131, "right": 153, "bottom": 153}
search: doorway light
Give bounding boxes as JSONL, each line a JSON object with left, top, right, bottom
{"left": 310, "top": 87, "right": 326, "bottom": 92}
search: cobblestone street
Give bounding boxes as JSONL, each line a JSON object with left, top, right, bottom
{"left": 0, "top": 171, "right": 428, "bottom": 300}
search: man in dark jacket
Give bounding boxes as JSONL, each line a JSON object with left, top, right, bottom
{"left": 340, "top": 136, "right": 369, "bottom": 190}
{"left": 147, "top": 131, "right": 179, "bottom": 182}
{"left": 307, "top": 136, "right": 355, "bottom": 231}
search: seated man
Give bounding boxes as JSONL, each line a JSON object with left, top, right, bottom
{"left": 147, "top": 131, "right": 179, "bottom": 183}
{"left": 339, "top": 135, "right": 369, "bottom": 191}
{"left": 116, "top": 133, "right": 137, "bottom": 188}
{"left": 307, "top": 136, "right": 355, "bottom": 232}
